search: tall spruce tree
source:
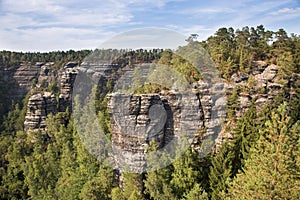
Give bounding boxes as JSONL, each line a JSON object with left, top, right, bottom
{"left": 208, "top": 141, "right": 233, "bottom": 200}
{"left": 171, "top": 147, "right": 200, "bottom": 199}
{"left": 226, "top": 103, "right": 300, "bottom": 199}
{"left": 144, "top": 141, "right": 176, "bottom": 200}
{"left": 230, "top": 101, "right": 258, "bottom": 176}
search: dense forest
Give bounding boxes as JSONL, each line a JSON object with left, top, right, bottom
{"left": 0, "top": 25, "right": 299, "bottom": 200}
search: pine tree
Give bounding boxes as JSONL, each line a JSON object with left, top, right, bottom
{"left": 230, "top": 101, "right": 258, "bottom": 176}
{"left": 226, "top": 87, "right": 239, "bottom": 121}
{"left": 235, "top": 26, "right": 252, "bottom": 72}
{"left": 0, "top": 131, "right": 29, "bottom": 200}
{"left": 79, "top": 166, "right": 114, "bottom": 200}
{"left": 183, "top": 183, "right": 209, "bottom": 200}
{"left": 227, "top": 103, "right": 300, "bottom": 199}
{"left": 23, "top": 130, "right": 60, "bottom": 199}
{"left": 144, "top": 141, "right": 176, "bottom": 200}
{"left": 111, "top": 172, "right": 144, "bottom": 200}
{"left": 171, "top": 147, "right": 200, "bottom": 199}
{"left": 208, "top": 141, "right": 233, "bottom": 200}
{"left": 55, "top": 120, "right": 82, "bottom": 200}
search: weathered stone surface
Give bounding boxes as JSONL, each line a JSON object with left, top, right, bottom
{"left": 3, "top": 64, "right": 41, "bottom": 101}
{"left": 108, "top": 93, "right": 204, "bottom": 172}
{"left": 231, "top": 73, "right": 249, "bottom": 83}
{"left": 58, "top": 66, "right": 78, "bottom": 112}
{"left": 255, "top": 94, "right": 268, "bottom": 111}
{"left": 254, "top": 64, "right": 278, "bottom": 84}
{"left": 14, "top": 59, "right": 298, "bottom": 172}
{"left": 236, "top": 92, "right": 251, "bottom": 118}
{"left": 24, "top": 92, "right": 57, "bottom": 131}
{"left": 251, "top": 60, "right": 268, "bottom": 75}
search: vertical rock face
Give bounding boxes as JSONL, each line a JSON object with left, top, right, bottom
{"left": 12, "top": 64, "right": 41, "bottom": 98}
{"left": 0, "top": 63, "right": 41, "bottom": 107}
{"left": 19, "top": 59, "right": 299, "bottom": 169}
{"left": 58, "top": 66, "right": 78, "bottom": 112}
{"left": 23, "top": 62, "right": 79, "bottom": 132}
{"left": 24, "top": 92, "right": 57, "bottom": 131}
{"left": 108, "top": 93, "right": 204, "bottom": 172}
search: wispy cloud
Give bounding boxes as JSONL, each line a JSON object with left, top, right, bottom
{"left": 0, "top": 0, "right": 133, "bottom": 51}
{"left": 0, "top": 0, "right": 299, "bottom": 51}
{"left": 271, "top": 7, "right": 300, "bottom": 15}
{"left": 213, "top": 0, "right": 299, "bottom": 30}
{"left": 0, "top": 0, "right": 184, "bottom": 51}
{"left": 166, "top": 24, "right": 215, "bottom": 40}
{"left": 179, "top": 7, "right": 234, "bottom": 16}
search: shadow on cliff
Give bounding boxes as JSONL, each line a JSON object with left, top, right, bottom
{"left": 0, "top": 66, "right": 36, "bottom": 131}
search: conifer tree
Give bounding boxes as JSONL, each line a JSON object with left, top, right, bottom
{"left": 183, "top": 183, "right": 209, "bottom": 200}
{"left": 230, "top": 101, "right": 258, "bottom": 176}
{"left": 226, "top": 87, "right": 239, "bottom": 121}
{"left": 227, "top": 103, "right": 300, "bottom": 199}
{"left": 79, "top": 166, "right": 114, "bottom": 200}
{"left": 144, "top": 141, "right": 175, "bottom": 200}
{"left": 208, "top": 141, "right": 233, "bottom": 200}
{"left": 0, "top": 131, "right": 29, "bottom": 200}
{"left": 171, "top": 147, "right": 200, "bottom": 199}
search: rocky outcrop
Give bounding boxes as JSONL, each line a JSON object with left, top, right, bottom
{"left": 0, "top": 63, "right": 41, "bottom": 106}
{"left": 228, "top": 62, "right": 284, "bottom": 115}
{"left": 108, "top": 93, "right": 204, "bottom": 172}
{"left": 37, "top": 62, "right": 56, "bottom": 88}
{"left": 19, "top": 59, "right": 298, "bottom": 164}
{"left": 24, "top": 92, "right": 57, "bottom": 131}
{"left": 58, "top": 65, "right": 78, "bottom": 112}
{"left": 24, "top": 62, "right": 81, "bottom": 131}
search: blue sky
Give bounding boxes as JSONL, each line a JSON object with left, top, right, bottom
{"left": 0, "top": 0, "right": 299, "bottom": 52}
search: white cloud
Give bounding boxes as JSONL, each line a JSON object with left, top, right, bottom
{"left": 271, "top": 7, "right": 300, "bottom": 15}
{"left": 166, "top": 24, "right": 216, "bottom": 40}
{"left": 179, "top": 7, "right": 234, "bottom": 16}
{"left": 0, "top": 0, "right": 184, "bottom": 51}
{"left": 214, "top": 0, "right": 298, "bottom": 30}
{"left": 0, "top": 0, "right": 299, "bottom": 51}
{"left": 1, "top": 0, "right": 63, "bottom": 13}
{"left": 115, "top": 0, "right": 185, "bottom": 8}
{"left": 0, "top": 0, "right": 133, "bottom": 51}
{"left": 0, "top": 26, "right": 114, "bottom": 52}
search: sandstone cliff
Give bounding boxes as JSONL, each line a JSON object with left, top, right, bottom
{"left": 17, "top": 59, "right": 299, "bottom": 172}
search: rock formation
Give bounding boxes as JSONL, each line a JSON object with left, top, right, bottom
{"left": 108, "top": 93, "right": 204, "bottom": 172}
{"left": 23, "top": 62, "right": 79, "bottom": 131}
{"left": 0, "top": 63, "right": 41, "bottom": 114}
{"left": 24, "top": 92, "right": 57, "bottom": 131}
{"left": 14, "top": 60, "right": 298, "bottom": 170}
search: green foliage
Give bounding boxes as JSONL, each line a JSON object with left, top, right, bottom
{"left": 79, "top": 166, "right": 114, "bottom": 200}
{"left": 183, "top": 183, "right": 209, "bottom": 200}
{"left": 111, "top": 172, "right": 144, "bottom": 200}
{"left": 158, "top": 50, "right": 202, "bottom": 84}
{"left": 226, "top": 104, "right": 300, "bottom": 199}
{"left": 0, "top": 130, "right": 30, "bottom": 200}
{"left": 144, "top": 140, "right": 210, "bottom": 200}
{"left": 235, "top": 26, "right": 253, "bottom": 72}
{"left": 0, "top": 50, "right": 91, "bottom": 68}
{"left": 203, "top": 25, "right": 299, "bottom": 79}
{"left": 135, "top": 83, "right": 166, "bottom": 94}
{"left": 144, "top": 141, "right": 175, "bottom": 200}
{"left": 226, "top": 87, "right": 239, "bottom": 120}
{"left": 171, "top": 147, "right": 201, "bottom": 199}
{"left": 208, "top": 141, "right": 233, "bottom": 200}
{"left": 230, "top": 101, "right": 258, "bottom": 176}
